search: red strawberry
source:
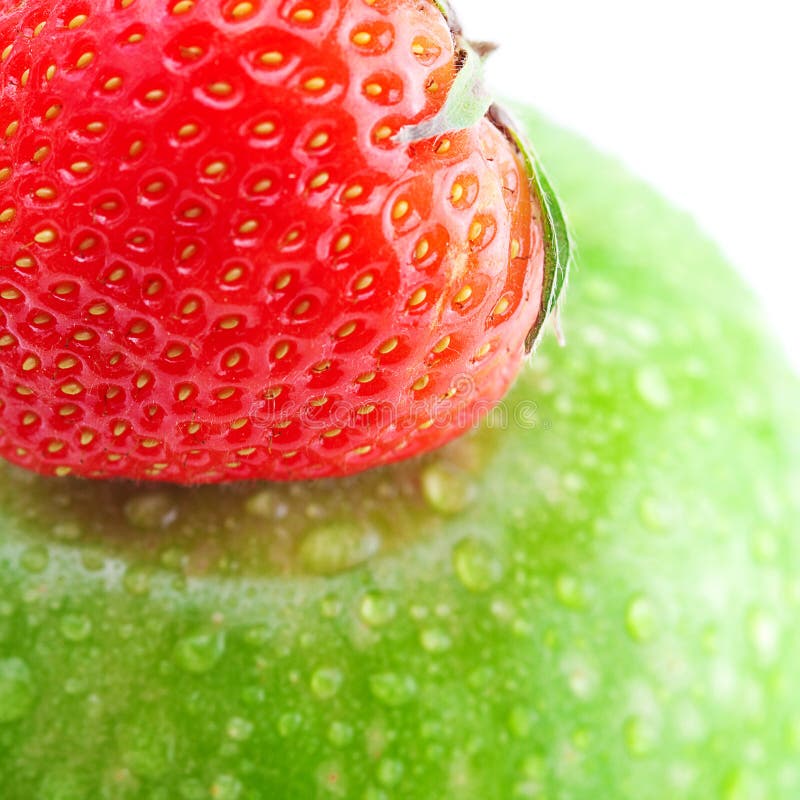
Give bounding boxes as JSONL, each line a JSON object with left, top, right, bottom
{"left": 0, "top": 0, "right": 566, "bottom": 483}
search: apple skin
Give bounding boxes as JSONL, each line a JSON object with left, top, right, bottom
{"left": 1, "top": 110, "right": 799, "bottom": 800}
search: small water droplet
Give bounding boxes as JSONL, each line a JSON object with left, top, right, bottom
{"left": 625, "top": 595, "right": 657, "bottom": 642}
{"left": 243, "top": 625, "right": 270, "bottom": 647}
{"left": 209, "top": 774, "right": 242, "bottom": 800}
{"left": 369, "top": 672, "right": 417, "bottom": 707}
{"left": 508, "top": 706, "right": 536, "bottom": 738}
{"left": 639, "top": 495, "right": 668, "bottom": 531}
{"left": 453, "top": 537, "right": 503, "bottom": 593}
{"left": 0, "top": 657, "right": 35, "bottom": 723}
{"left": 311, "top": 666, "right": 343, "bottom": 700}
{"left": 623, "top": 715, "right": 658, "bottom": 756}
{"left": 320, "top": 594, "right": 342, "bottom": 618}
{"left": 328, "top": 720, "right": 354, "bottom": 747}
{"left": 377, "top": 758, "right": 404, "bottom": 787}
{"left": 81, "top": 551, "right": 105, "bottom": 572}
{"left": 358, "top": 591, "right": 397, "bottom": 627}
{"left": 124, "top": 491, "right": 177, "bottom": 530}
{"left": 421, "top": 462, "right": 475, "bottom": 514}
{"left": 244, "top": 489, "right": 273, "bottom": 518}
{"left": 278, "top": 711, "right": 302, "bottom": 737}
{"left": 20, "top": 545, "right": 49, "bottom": 573}
{"left": 60, "top": 613, "right": 92, "bottom": 642}
{"left": 123, "top": 566, "right": 153, "bottom": 596}
{"left": 420, "top": 627, "right": 452, "bottom": 653}
{"left": 226, "top": 716, "right": 254, "bottom": 741}
{"left": 298, "top": 522, "right": 381, "bottom": 575}
{"left": 52, "top": 521, "right": 82, "bottom": 541}
{"left": 748, "top": 609, "right": 780, "bottom": 662}
{"left": 555, "top": 573, "right": 585, "bottom": 609}
{"left": 173, "top": 631, "right": 225, "bottom": 674}
{"left": 241, "top": 685, "right": 266, "bottom": 706}
{"left": 635, "top": 366, "right": 672, "bottom": 409}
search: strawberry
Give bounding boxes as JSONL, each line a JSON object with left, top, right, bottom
{"left": 0, "top": 0, "right": 566, "bottom": 483}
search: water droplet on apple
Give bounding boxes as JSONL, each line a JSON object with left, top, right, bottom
{"left": 226, "top": 716, "right": 254, "bottom": 741}
{"left": 369, "top": 672, "right": 417, "bottom": 706}
{"left": 453, "top": 537, "right": 503, "bottom": 593}
{"left": 311, "top": 666, "right": 343, "bottom": 699}
{"left": 327, "top": 720, "right": 354, "bottom": 747}
{"left": 555, "top": 573, "right": 585, "bottom": 609}
{"left": 209, "top": 774, "right": 242, "bottom": 800}
{"left": 625, "top": 595, "right": 657, "bottom": 642}
{"left": 420, "top": 627, "right": 451, "bottom": 653}
{"left": 20, "top": 544, "right": 49, "bottom": 573}
{"left": 358, "top": 591, "right": 397, "bottom": 627}
{"left": 298, "top": 522, "right": 381, "bottom": 575}
{"left": 623, "top": 715, "right": 658, "bottom": 756}
{"left": 59, "top": 613, "right": 92, "bottom": 642}
{"left": 635, "top": 366, "right": 672, "bottom": 409}
{"left": 377, "top": 757, "right": 404, "bottom": 787}
{"left": 421, "top": 462, "right": 475, "bottom": 514}
{"left": 277, "top": 711, "right": 302, "bottom": 737}
{"left": 123, "top": 566, "right": 152, "bottom": 596}
{"left": 173, "top": 631, "right": 225, "bottom": 674}
{"left": 0, "top": 657, "right": 35, "bottom": 723}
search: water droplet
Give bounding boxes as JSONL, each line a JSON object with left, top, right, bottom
{"left": 241, "top": 685, "right": 266, "bottom": 706}
{"left": 278, "top": 711, "right": 302, "bottom": 737}
{"left": 123, "top": 566, "right": 153, "bottom": 596}
{"left": 298, "top": 522, "right": 381, "bottom": 575}
{"left": 60, "top": 614, "right": 92, "bottom": 642}
{"left": 452, "top": 537, "right": 503, "bottom": 593}
{"left": 420, "top": 627, "right": 451, "bottom": 653}
{"left": 623, "top": 715, "right": 658, "bottom": 756}
{"left": 124, "top": 491, "right": 177, "bottom": 530}
{"left": 244, "top": 489, "right": 273, "bottom": 518}
{"left": 555, "top": 573, "right": 585, "bottom": 609}
{"left": 243, "top": 625, "right": 270, "bottom": 647}
{"left": 377, "top": 758, "right": 404, "bottom": 787}
{"left": 508, "top": 706, "right": 536, "bottom": 738}
{"left": 173, "top": 631, "right": 225, "bottom": 674}
{"left": 635, "top": 366, "right": 672, "bottom": 409}
{"left": 209, "top": 774, "right": 242, "bottom": 800}
{"left": 421, "top": 462, "right": 475, "bottom": 514}
{"left": 81, "top": 551, "right": 105, "bottom": 572}
{"left": 20, "top": 545, "right": 49, "bottom": 573}
{"left": 328, "top": 720, "right": 354, "bottom": 747}
{"left": 748, "top": 609, "right": 780, "bottom": 662}
{"left": 358, "top": 591, "right": 397, "bottom": 627}
{"left": 0, "top": 657, "right": 35, "bottom": 723}
{"left": 639, "top": 495, "right": 668, "bottom": 531}
{"left": 625, "top": 595, "right": 657, "bottom": 642}
{"left": 311, "top": 666, "right": 343, "bottom": 700}
{"left": 52, "top": 521, "right": 82, "bottom": 541}
{"left": 226, "top": 716, "right": 254, "bottom": 741}
{"left": 369, "top": 672, "right": 417, "bottom": 707}
{"left": 320, "top": 594, "right": 342, "bottom": 618}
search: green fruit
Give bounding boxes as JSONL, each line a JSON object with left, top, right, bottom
{"left": 1, "top": 110, "right": 798, "bottom": 799}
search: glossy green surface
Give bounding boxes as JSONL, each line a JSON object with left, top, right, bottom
{"left": 1, "top": 113, "right": 799, "bottom": 799}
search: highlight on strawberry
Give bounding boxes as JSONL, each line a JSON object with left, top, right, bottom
{"left": 0, "top": 0, "right": 568, "bottom": 483}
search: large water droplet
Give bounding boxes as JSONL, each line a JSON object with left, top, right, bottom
{"left": 173, "top": 631, "right": 225, "bottom": 674}
{"left": 453, "top": 537, "right": 503, "bottom": 593}
{"left": 625, "top": 595, "right": 657, "bottom": 642}
{"left": 369, "top": 672, "right": 418, "bottom": 707}
{"left": 59, "top": 614, "right": 92, "bottom": 642}
{"left": 421, "top": 462, "right": 475, "bottom": 514}
{"left": 358, "top": 591, "right": 397, "bottom": 627}
{"left": 311, "top": 666, "right": 343, "bottom": 700}
{"left": 0, "top": 657, "right": 35, "bottom": 723}
{"left": 298, "top": 522, "right": 381, "bottom": 575}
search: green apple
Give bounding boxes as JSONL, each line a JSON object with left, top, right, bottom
{"left": 1, "top": 110, "right": 798, "bottom": 800}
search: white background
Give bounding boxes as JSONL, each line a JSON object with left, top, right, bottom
{"left": 457, "top": 0, "right": 800, "bottom": 371}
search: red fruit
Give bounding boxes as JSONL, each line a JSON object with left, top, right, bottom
{"left": 0, "top": 0, "right": 553, "bottom": 483}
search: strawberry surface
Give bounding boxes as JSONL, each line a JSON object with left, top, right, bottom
{"left": 0, "top": 0, "right": 546, "bottom": 483}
